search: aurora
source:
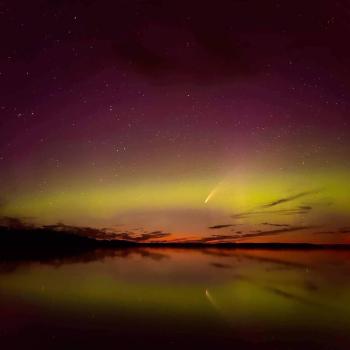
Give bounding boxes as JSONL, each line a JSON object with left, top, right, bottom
{"left": 2, "top": 1, "right": 350, "bottom": 349}
{"left": 0, "top": 1, "right": 349, "bottom": 242}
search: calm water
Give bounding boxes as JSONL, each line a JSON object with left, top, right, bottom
{"left": 1, "top": 248, "right": 350, "bottom": 349}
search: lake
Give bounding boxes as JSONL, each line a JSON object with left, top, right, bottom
{"left": 1, "top": 248, "right": 350, "bottom": 349}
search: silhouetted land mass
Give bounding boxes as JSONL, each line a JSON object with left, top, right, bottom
{"left": 1, "top": 225, "right": 350, "bottom": 261}
{"left": 0, "top": 226, "right": 134, "bottom": 261}
{"left": 0, "top": 227, "right": 350, "bottom": 258}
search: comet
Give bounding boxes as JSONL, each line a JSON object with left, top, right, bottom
{"left": 204, "top": 187, "right": 219, "bottom": 203}
{"left": 204, "top": 180, "right": 226, "bottom": 204}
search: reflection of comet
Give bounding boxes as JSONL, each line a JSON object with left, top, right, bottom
{"left": 205, "top": 288, "right": 220, "bottom": 311}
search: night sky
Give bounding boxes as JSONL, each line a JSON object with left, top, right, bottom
{"left": 1, "top": 0, "right": 350, "bottom": 243}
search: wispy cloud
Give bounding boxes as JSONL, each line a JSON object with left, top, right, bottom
{"left": 208, "top": 224, "right": 235, "bottom": 229}
{"left": 233, "top": 226, "right": 316, "bottom": 240}
{"left": 261, "top": 222, "right": 291, "bottom": 227}
{"left": 112, "top": 231, "right": 171, "bottom": 242}
{"left": 231, "top": 207, "right": 311, "bottom": 219}
{"left": 261, "top": 190, "right": 319, "bottom": 208}
{"left": 193, "top": 225, "right": 314, "bottom": 243}
{"left": 314, "top": 227, "right": 350, "bottom": 235}
{"left": 229, "top": 189, "right": 320, "bottom": 220}
{"left": 0, "top": 217, "right": 172, "bottom": 242}
{"left": 199, "top": 235, "right": 236, "bottom": 243}
{"left": 0, "top": 216, "right": 29, "bottom": 229}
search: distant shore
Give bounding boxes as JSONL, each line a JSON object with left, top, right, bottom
{"left": 1, "top": 226, "right": 350, "bottom": 250}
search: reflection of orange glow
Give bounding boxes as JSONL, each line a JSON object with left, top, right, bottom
{"left": 2, "top": 246, "right": 350, "bottom": 348}
{"left": 232, "top": 248, "right": 350, "bottom": 266}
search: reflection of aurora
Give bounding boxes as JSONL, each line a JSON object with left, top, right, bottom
{"left": 1, "top": 248, "right": 350, "bottom": 330}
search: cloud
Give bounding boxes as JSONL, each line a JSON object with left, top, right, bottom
{"left": 231, "top": 207, "right": 311, "bottom": 219}
{"left": 112, "top": 230, "right": 171, "bottom": 242}
{"left": 261, "top": 190, "right": 319, "bottom": 208}
{"left": 299, "top": 205, "right": 312, "bottom": 211}
{"left": 0, "top": 217, "right": 171, "bottom": 243}
{"left": 91, "top": 1, "right": 255, "bottom": 84}
{"left": 4, "top": 0, "right": 257, "bottom": 87}
{"left": 0, "top": 216, "right": 31, "bottom": 230}
{"left": 261, "top": 222, "right": 291, "bottom": 227}
{"left": 46, "top": 225, "right": 172, "bottom": 242}
{"left": 230, "top": 190, "right": 318, "bottom": 220}
{"left": 233, "top": 226, "right": 315, "bottom": 240}
{"left": 199, "top": 235, "right": 236, "bottom": 243}
{"left": 314, "top": 227, "right": 350, "bottom": 235}
{"left": 196, "top": 225, "right": 314, "bottom": 243}
{"left": 42, "top": 223, "right": 113, "bottom": 239}
{"left": 208, "top": 224, "right": 235, "bottom": 229}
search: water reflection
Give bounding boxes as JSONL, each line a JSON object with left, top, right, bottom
{"left": 1, "top": 248, "right": 350, "bottom": 349}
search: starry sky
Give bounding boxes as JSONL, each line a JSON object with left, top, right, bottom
{"left": 1, "top": 0, "right": 350, "bottom": 243}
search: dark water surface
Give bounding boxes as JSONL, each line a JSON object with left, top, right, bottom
{"left": 1, "top": 248, "right": 350, "bottom": 349}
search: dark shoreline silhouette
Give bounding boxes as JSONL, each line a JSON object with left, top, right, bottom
{"left": 1, "top": 227, "right": 350, "bottom": 248}
{"left": 1, "top": 226, "right": 350, "bottom": 260}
